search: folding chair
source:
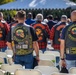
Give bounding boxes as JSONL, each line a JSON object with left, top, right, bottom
{"left": 0, "top": 70, "right": 4, "bottom": 75}
{"left": 5, "top": 50, "right": 13, "bottom": 57}
{"left": 5, "top": 50, "right": 14, "bottom": 65}
{"left": 34, "top": 66, "right": 59, "bottom": 75}
{"left": 39, "top": 54, "right": 55, "bottom": 60}
{"left": 39, "top": 54, "right": 56, "bottom": 66}
{"left": 14, "top": 69, "right": 42, "bottom": 75}
{"left": 69, "top": 67, "right": 76, "bottom": 74}
{"left": 0, "top": 52, "right": 8, "bottom": 64}
{"left": 51, "top": 73, "right": 76, "bottom": 75}
{"left": 38, "top": 60, "right": 55, "bottom": 66}
{"left": 0, "top": 57, "right": 4, "bottom": 68}
{"left": 0, "top": 57, "right": 4, "bottom": 64}
{"left": 44, "top": 51, "right": 60, "bottom": 67}
{"left": 33, "top": 50, "right": 43, "bottom": 56}
{"left": 44, "top": 51, "right": 60, "bottom": 57}
{"left": 0, "top": 52, "right": 7, "bottom": 58}
{"left": 1, "top": 64, "right": 23, "bottom": 75}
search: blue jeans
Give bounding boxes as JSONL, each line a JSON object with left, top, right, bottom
{"left": 0, "top": 47, "right": 7, "bottom": 52}
{"left": 14, "top": 53, "right": 33, "bottom": 69}
{"left": 66, "top": 60, "right": 76, "bottom": 70}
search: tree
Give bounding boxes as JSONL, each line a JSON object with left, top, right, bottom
{"left": 0, "top": 0, "right": 15, "bottom": 5}
{"left": 0, "top": 0, "right": 16, "bottom": 21}
{"left": 70, "top": 0, "right": 76, "bottom": 3}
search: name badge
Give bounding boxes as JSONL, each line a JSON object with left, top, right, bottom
{"left": 22, "top": 45, "right": 28, "bottom": 49}
{"left": 16, "top": 45, "right": 21, "bottom": 49}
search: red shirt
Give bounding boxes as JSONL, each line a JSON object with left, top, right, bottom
{"left": 50, "top": 26, "right": 60, "bottom": 50}
{"left": 0, "top": 22, "right": 9, "bottom": 48}
{"left": 32, "top": 22, "right": 50, "bottom": 49}
{"left": 39, "top": 24, "right": 50, "bottom": 49}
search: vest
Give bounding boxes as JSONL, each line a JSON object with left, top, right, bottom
{"left": 0, "top": 22, "right": 6, "bottom": 40}
{"left": 11, "top": 23, "right": 33, "bottom": 55}
{"left": 65, "top": 23, "right": 76, "bottom": 54}
{"left": 33, "top": 22, "right": 48, "bottom": 42}
{"left": 53, "top": 24, "right": 65, "bottom": 45}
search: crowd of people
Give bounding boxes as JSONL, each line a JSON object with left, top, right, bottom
{"left": 0, "top": 10, "right": 76, "bottom": 71}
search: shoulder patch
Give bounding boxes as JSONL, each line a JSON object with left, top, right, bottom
{"left": 67, "top": 24, "right": 76, "bottom": 41}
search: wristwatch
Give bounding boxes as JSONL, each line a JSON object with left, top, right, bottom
{"left": 36, "top": 55, "right": 39, "bottom": 57}
{"left": 61, "top": 58, "right": 65, "bottom": 60}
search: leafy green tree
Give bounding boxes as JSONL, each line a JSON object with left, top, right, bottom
{"left": 70, "top": 0, "right": 76, "bottom": 3}
{"left": 0, "top": 0, "right": 15, "bottom": 5}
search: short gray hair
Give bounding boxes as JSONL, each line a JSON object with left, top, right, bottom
{"left": 36, "top": 13, "right": 43, "bottom": 21}
{"left": 61, "top": 15, "right": 67, "bottom": 20}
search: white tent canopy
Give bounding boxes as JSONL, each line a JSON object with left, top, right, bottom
{"left": 0, "top": 0, "right": 76, "bottom": 10}
{"left": 70, "top": 5, "right": 76, "bottom": 9}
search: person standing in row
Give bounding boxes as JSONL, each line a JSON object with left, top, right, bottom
{"left": 50, "top": 15, "right": 67, "bottom": 68}
{"left": 60, "top": 10, "right": 76, "bottom": 69}
{"left": 7, "top": 10, "right": 39, "bottom": 69}
{"left": 25, "top": 12, "right": 35, "bottom": 25}
{"left": 50, "top": 15, "right": 68, "bottom": 52}
{"left": 32, "top": 13, "right": 50, "bottom": 53}
{"left": 0, "top": 12, "right": 9, "bottom": 52}
{"left": 47, "top": 15, "right": 57, "bottom": 30}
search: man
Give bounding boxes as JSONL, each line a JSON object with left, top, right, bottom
{"left": 60, "top": 10, "right": 76, "bottom": 69}
{"left": 32, "top": 13, "right": 50, "bottom": 53}
{"left": 6, "top": 14, "right": 12, "bottom": 24}
{"left": 50, "top": 15, "right": 68, "bottom": 51}
{"left": 10, "top": 14, "right": 18, "bottom": 27}
{"left": 0, "top": 12, "right": 9, "bottom": 52}
{"left": 50, "top": 15, "right": 67, "bottom": 68}
{"left": 7, "top": 10, "right": 39, "bottom": 69}
{"left": 47, "top": 15, "right": 57, "bottom": 30}
{"left": 25, "top": 12, "right": 35, "bottom": 25}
